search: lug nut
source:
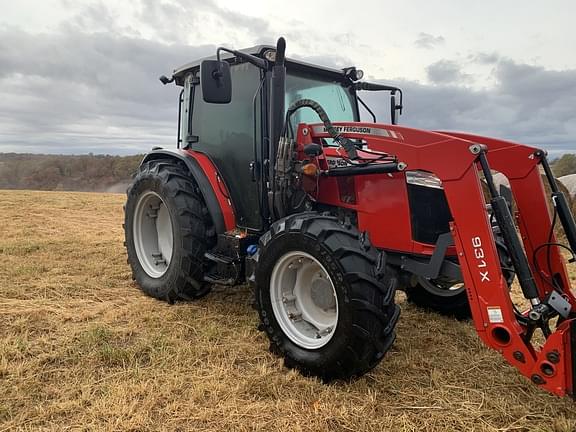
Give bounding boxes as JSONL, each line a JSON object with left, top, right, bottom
{"left": 546, "top": 351, "right": 560, "bottom": 364}
{"left": 513, "top": 351, "right": 525, "bottom": 363}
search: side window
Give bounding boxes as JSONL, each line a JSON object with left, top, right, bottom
{"left": 179, "top": 74, "right": 195, "bottom": 147}
{"left": 190, "top": 62, "right": 263, "bottom": 229}
{"left": 191, "top": 63, "right": 259, "bottom": 153}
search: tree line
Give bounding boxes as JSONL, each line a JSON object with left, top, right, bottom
{"left": 0, "top": 153, "right": 143, "bottom": 192}
{"left": 553, "top": 153, "right": 576, "bottom": 178}
{"left": 0, "top": 152, "right": 574, "bottom": 193}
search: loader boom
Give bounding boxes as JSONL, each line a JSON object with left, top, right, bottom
{"left": 296, "top": 121, "right": 576, "bottom": 397}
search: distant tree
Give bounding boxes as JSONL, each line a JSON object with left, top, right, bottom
{"left": 552, "top": 154, "right": 576, "bottom": 177}
{"left": 0, "top": 153, "right": 145, "bottom": 192}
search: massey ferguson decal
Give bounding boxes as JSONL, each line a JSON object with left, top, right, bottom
{"left": 311, "top": 125, "right": 404, "bottom": 140}
{"left": 472, "top": 236, "right": 490, "bottom": 282}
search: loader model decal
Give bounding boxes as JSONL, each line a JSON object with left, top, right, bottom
{"left": 326, "top": 157, "right": 352, "bottom": 168}
{"left": 472, "top": 236, "right": 491, "bottom": 282}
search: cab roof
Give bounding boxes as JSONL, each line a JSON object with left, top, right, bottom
{"left": 172, "top": 45, "right": 352, "bottom": 86}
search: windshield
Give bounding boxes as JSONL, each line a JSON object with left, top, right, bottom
{"left": 285, "top": 71, "right": 357, "bottom": 133}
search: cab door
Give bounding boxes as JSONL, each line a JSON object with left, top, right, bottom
{"left": 189, "top": 62, "right": 263, "bottom": 230}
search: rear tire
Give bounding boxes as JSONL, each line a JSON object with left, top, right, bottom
{"left": 124, "top": 158, "right": 214, "bottom": 302}
{"left": 255, "top": 213, "right": 400, "bottom": 380}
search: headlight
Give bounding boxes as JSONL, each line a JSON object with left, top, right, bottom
{"left": 406, "top": 170, "right": 443, "bottom": 189}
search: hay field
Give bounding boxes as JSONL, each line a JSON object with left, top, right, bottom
{"left": 1, "top": 190, "right": 576, "bottom": 431}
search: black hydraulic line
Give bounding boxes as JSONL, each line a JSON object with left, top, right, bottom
{"left": 324, "top": 162, "right": 402, "bottom": 177}
{"left": 478, "top": 152, "right": 540, "bottom": 301}
{"left": 538, "top": 151, "right": 576, "bottom": 254}
{"left": 285, "top": 99, "right": 358, "bottom": 159}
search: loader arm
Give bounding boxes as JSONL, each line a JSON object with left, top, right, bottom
{"left": 299, "top": 122, "right": 576, "bottom": 397}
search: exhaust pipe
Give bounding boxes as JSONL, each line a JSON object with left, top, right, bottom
{"left": 268, "top": 37, "right": 286, "bottom": 219}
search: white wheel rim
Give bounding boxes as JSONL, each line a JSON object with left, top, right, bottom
{"left": 133, "top": 191, "right": 174, "bottom": 278}
{"left": 270, "top": 251, "right": 338, "bottom": 349}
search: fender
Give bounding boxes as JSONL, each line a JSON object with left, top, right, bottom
{"left": 141, "top": 148, "right": 236, "bottom": 233}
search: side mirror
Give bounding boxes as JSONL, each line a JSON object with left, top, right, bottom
{"left": 201, "top": 60, "right": 231, "bottom": 104}
{"left": 390, "top": 91, "right": 403, "bottom": 125}
{"left": 390, "top": 94, "right": 397, "bottom": 125}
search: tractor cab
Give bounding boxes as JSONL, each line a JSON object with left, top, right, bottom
{"left": 168, "top": 46, "right": 400, "bottom": 231}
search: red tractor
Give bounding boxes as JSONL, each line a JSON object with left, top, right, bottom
{"left": 124, "top": 38, "right": 576, "bottom": 398}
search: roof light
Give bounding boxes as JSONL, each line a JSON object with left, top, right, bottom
{"left": 343, "top": 67, "right": 364, "bottom": 81}
{"left": 159, "top": 75, "right": 174, "bottom": 85}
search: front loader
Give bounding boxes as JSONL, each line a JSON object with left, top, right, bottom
{"left": 124, "top": 38, "right": 576, "bottom": 398}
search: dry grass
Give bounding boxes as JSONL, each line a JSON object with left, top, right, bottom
{"left": 1, "top": 190, "right": 576, "bottom": 431}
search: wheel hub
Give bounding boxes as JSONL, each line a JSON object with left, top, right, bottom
{"left": 270, "top": 251, "right": 338, "bottom": 349}
{"left": 310, "top": 277, "right": 336, "bottom": 310}
{"left": 133, "top": 191, "right": 174, "bottom": 278}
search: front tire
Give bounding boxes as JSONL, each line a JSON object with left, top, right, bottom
{"left": 255, "top": 213, "right": 400, "bottom": 380}
{"left": 405, "top": 241, "right": 514, "bottom": 319}
{"left": 405, "top": 276, "right": 470, "bottom": 319}
{"left": 124, "top": 158, "right": 213, "bottom": 302}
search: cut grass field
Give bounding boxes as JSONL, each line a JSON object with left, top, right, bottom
{"left": 1, "top": 190, "right": 576, "bottom": 431}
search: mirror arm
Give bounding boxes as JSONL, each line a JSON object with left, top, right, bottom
{"left": 217, "top": 47, "right": 268, "bottom": 70}
{"left": 354, "top": 82, "right": 401, "bottom": 92}
{"left": 357, "top": 95, "right": 376, "bottom": 123}
{"left": 352, "top": 81, "right": 404, "bottom": 124}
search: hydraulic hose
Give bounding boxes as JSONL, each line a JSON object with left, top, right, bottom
{"left": 285, "top": 99, "right": 358, "bottom": 159}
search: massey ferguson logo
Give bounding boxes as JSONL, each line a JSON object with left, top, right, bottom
{"left": 312, "top": 125, "right": 404, "bottom": 140}
{"left": 472, "top": 236, "right": 490, "bottom": 282}
{"left": 327, "top": 126, "right": 372, "bottom": 134}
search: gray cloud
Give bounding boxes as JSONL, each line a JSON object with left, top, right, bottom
{"left": 290, "top": 53, "right": 354, "bottom": 70}
{"left": 136, "top": 0, "right": 273, "bottom": 45}
{"left": 414, "top": 32, "right": 445, "bottom": 49}
{"left": 426, "top": 59, "right": 472, "bottom": 84}
{"left": 363, "top": 59, "right": 576, "bottom": 156}
{"left": 0, "top": 22, "right": 574, "bottom": 157}
{"left": 473, "top": 52, "right": 501, "bottom": 65}
{"left": 0, "top": 27, "right": 215, "bottom": 154}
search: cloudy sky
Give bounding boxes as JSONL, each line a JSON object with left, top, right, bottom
{"left": 1, "top": 0, "right": 575, "bottom": 155}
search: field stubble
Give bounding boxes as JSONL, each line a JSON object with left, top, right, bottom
{"left": 1, "top": 190, "right": 575, "bottom": 431}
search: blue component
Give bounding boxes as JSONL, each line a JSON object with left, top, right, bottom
{"left": 247, "top": 244, "right": 258, "bottom": 256}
